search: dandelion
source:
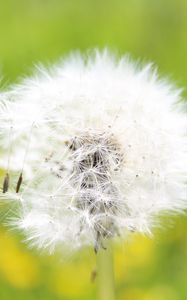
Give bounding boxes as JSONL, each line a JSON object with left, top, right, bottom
{"left": 0, "top": 49, "right": 187, "bottom": 250}
{"left": 0, "top": 50, "right": 187, "bottom": 298}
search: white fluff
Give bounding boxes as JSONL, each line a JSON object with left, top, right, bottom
{"left": 0, "top": 50, "right": 187, "bottom": 253}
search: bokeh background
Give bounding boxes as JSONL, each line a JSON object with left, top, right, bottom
{"left": 0, "top": 0, "right": 187, "bottom": 299}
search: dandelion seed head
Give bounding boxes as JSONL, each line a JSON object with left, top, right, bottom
{"left": 0, "top": 49, "right": 187, "bottom": 253}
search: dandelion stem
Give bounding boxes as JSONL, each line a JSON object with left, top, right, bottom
{"left": 97, "top": 241, "right": 115, "bottom": 300}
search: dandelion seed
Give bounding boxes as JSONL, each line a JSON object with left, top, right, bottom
{"left": 0, "top": 49, "right": 187, "bottom": 253}
{"left": 16, "top": 172, "right": 23, "bottom": 193}
{"left": 2, "top": 123, "right": 13, "bottom": 193}
{"left": 2, "top": 173, "right": 9, "bottom": 193}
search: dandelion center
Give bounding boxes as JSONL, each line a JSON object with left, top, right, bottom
{"left": 64, "top": 130, "right": 123, "bottom": 252}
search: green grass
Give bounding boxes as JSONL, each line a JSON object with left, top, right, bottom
{"left": 0, "top": 0, "right": 187, "bottom": 86}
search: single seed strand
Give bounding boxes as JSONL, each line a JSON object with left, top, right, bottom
{"left": 7, "top": 125, "right": 13, "bottom": 173}
{"left": 3, "top": 173, "right": 9, "bottom": 193}
{"left": 21, "top": 123, "right": 34, "bottom": 173}
{"left": 16, "top": 172, "right": 23, "bottom": 193}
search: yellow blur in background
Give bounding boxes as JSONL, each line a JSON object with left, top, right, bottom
{"left": 0, "top": 0, "right": 187, "bottom": 299}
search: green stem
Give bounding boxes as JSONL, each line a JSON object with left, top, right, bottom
{"left": 97, "top": 241, "right": 115, "bottom": 300}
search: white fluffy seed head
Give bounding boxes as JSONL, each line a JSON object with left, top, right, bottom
{"left": 0, "top": 49, "right": 187, "bottom": 253}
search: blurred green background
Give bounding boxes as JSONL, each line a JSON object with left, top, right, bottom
{"left": 0, "top": 0, "right": 187, "bottom": 299}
